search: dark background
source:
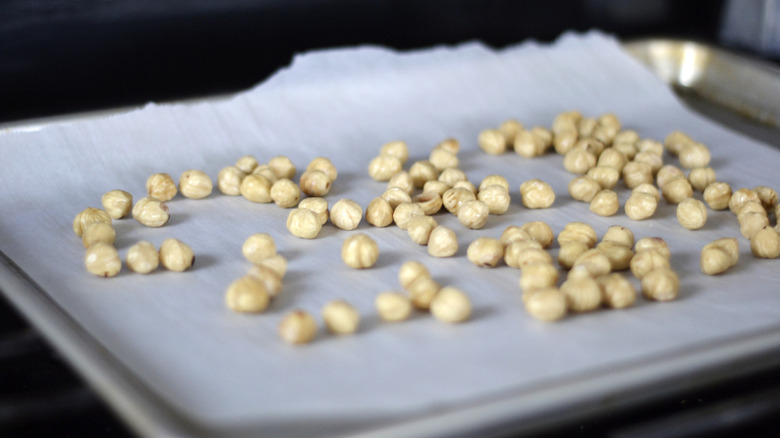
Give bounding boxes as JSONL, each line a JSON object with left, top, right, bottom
{"left": 2, "top": 1, "right": 779, "bottom": 437}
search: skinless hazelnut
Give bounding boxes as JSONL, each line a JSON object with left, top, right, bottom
{"left": 572, "top": 249, "right": 612, "bottom": 278}
{"left": 552, "top": 111, "right": 580, "bottom": 133}
{"left": 246, "top": 265, "right": 283, "bottom": 298}
{"left": 235, "top": 155, "right": 259, "bottom": 174}
{"left": 630, "top": 249, "right": 670, "bottom": 279}
{"left": 430, "top": 287, "right": 471, "bottom": 323}
{"left": 382, "top": 187, "right": 413, "bottom": 209}
{"left": 633, "top": 183, "right": 661, "bottom": 201}
{"left": 563, "top": 147, "right": 597, "bottom": 174}
{"left": 287, "top": 208, "right": 322, "bottom": 239}
{"left": 409, "top": 160, "right": 439, "bottom": 188}
{"left": 700, "top": 238, "right": 739, "bottom": 275}
{"left": 393, "top": 202, "right": 425, "bottom": 230}
{"left": 375, "top": 292, "right": 413, "bottom": 322}
{"left": 146, "top": 173, "right": 177, "bottom": 201}
{"left": 664, "top": 130, "right": 693, "bottom": 156}
{"left": 84, "top": 242, "right": 121, "bottom": 277}
{"left": 754, "top": 185, "right": 778, "bottom": 210}
{"left": 101, "top": 190, "right": 133, "bottom": 219}
{"left": 341, "top": 234, "right": 379, "bottom": 268}
{"left": 530, "top": 126, "right": 553, "bottom": 151}
{"left": 414, "top": 191, "right": 444, "bottom": 215}
{"left": 513, "top": 130, "right": 546, "bottom": 157}
{"left": 739, "top": 212, "right": 769, "bottom": 239}
{"left": 633, "top": 151, "right": 663, "bottom": 174}
{"left": 750, "top": 226, "right": 780, "bottom": 258}
{"left": 217, "top": 166, "right": 246, "bottom": 196}
{"left": 553, "top": 129, "right": 578, "bottom": 155}
{"left": 662, "top": 177, "right": 694, "bottom": 204}
{"left": 676, "top": 198, "right": 708, "bottom": 229}
{"left": 268, "top": 155, "right": 296, "bottom": 179}
{"left": 322, "top": 300, "right": 360, "bottom": 335}
{"left": 597, "top": 113, "right": 620, "bottom": 135}
{"left": 379, "top": 141, "right": 409, "bottom": 164}
{"left": 429, "top": 148, "right": 459, "bottom": 171}
{"left": 242, "top": 233, "right": 276, "bottom": 263}
{"left": 299, "top": 170, "right": 331, "bottom": 197}
{"left": 613, "top": 141, "right": 638, "bottom": 160}
{"left": 254, "top": 254, "right": 288, "bottom": 279}
{"left": 407, "top": 216, "right": 438, "bottom": 245}
{"left": 499, "top": 226, "right": 531, "bottom": 247}
{"left": 438, "top": 168, "right": 468, "bottom": 187}
{"left": 505, "top": 246, "right": 552, "bottom": 269}
{"left": 558, "top": 222, "right": 597, "bottom": 248}
{"left": 635, "top": 237, "right": 671, "bottom": 259}
{"left": 479, "top": 175, "right": 510, "bottom": 192}
{"left": 519, "top": 179, "right": 555, "bottom": 209}
{"left": 596, "top": 240, "right": 634, "bottom": 271}
{"left": 427, "top": 226, "right": 458, "bottom": 257}
{"left": 306, "top": 157, "right": 338, "bottom": 181}
{"left": 602, "top": 225, "right": 635, "bottom": 248}
{"left": 408, "top": 276, "right": 442, "bottom": 310}
{"left": 126, "top": 241, "right": 159, "bottom": 274}
{"left": 524, "top": 287, "right": 567, "bottom": 321}
{"left": 365, "top": 197, "right": 394, "bottom": 227}
{"left": 625, "top": 192, "right": 658, "bottom": 220}
{"left": 656, "top": 165, "right": 685, "bottom": 189}
{"left": 73, "top": 207, "right": 112, "bottom": 237}
{"left": 678, "top": 142, "right": 711, "bottom": 169}
{"left": 561, "top": 277, "right": 602, "bottom": 312}
{"left": 641, "top": 267, "right": 680, "bottom": 301}
{"left": 457, "top": 200, "right": 489, "bottom": 229}
{"left": 270, "top": 178, "right": 301, "bottom": 208}
{"left": 729, "top": 188, "right": 761, "bottom": 214}
{"left": 225, "top": 275, "right": 271, "bottom": 313}
{"left": 521, "top": 221, "right": 554, "bottom": 248}
{"left": 82, "top": 222, "right": 116, "bottom": 248}
{"left": 368, "top": 154, "right": 403, "bottom": 181}
{"left": 467, "top": 237, "right": 504, "bottom": 267}
{"left": 589, "top": 189, "right": 619, "bottom": 216}
{"left": 597, "top": 148, "right": 628, "bottom": 172}
{"left": 388, "top": 171, "right": 414, "bottom": 195}
{"left": 587, "top": 166, "right": 620, "bottom": 189}
{"left": 578, "top": 118, "right": 598, "bottom": 138}
{"left": 398, "top": 261, "right": 430, "bottom": 290}
{"left": 159, "top": 238, "right": 194, "bottom": 272}
{"left": 442, "top": 187, "right": 476, "bottom": 214}
{"left": 132, "top": 197, "right": 170, "bottom": 227}
{"left": 557, "top": 241, "right": 589, "bottom": 269}
{"left": 737, "top": 201, "right": 767, "bottom": 220}
{"left": 478, "top": 128, "right": 507, "bottom": 155}
{"left": 278, "top": 310, "right": 317, "bottom": 345}
{"left": 597, "top": 273, "right": 637, "bottom": 309}
{"left": 576, "top": 137, "right": 606, "bottom": 156}
{"left": 423, "top": 180, "right": 451, "bottom": 197}
{"left": 519, "top": 262, "right": 559, "bottom": 291}
{"left": 637, "top": 139, "right": 664, "bottom": 156}
{"left": 298, "top": 197, "right": 329, "bottom": 225}
{"left": 453, "top": 180, "right": 478, "bottom": 195}
{"left": 252, "top": 164, "right": 278, "bottom": 184}
{"left": 568, "top": 176, "right": 601, "bottom": 202}
{"left": 688, "top": 167, "right": 717, "bottom": 192}
{"left": 330, "top": 199, "right": 363, "bottom": 230}
{"left": 239, "top": 174, "right": 273, "bottom": 203}
{"left": 622, "top": 161, "right": 653, "bottom": 189}
{"left": 179, "top": 170, "right": 213, "bottom": 199}
{"left": 499, "top": 119, "right": 524, "bottom": 145}
{"left": 435, "top": 138, "right": 461, "bottom": 155}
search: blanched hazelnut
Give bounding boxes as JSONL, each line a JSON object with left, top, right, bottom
{"left": 73, "top": 207, "right": 112, "bottom": 237}
{"left": 519, "top": 179, "right": 555, "bottom": 209}
{"left": 561, "top": 277, "right": 602, "bottom": 312}
{"left": 132, "top": 197, "right": 169, "bottom": 227}
{"left": 408, "top": 276, "right": 442, "bottom": 310}
{"left": 457, "top": 200, "right": 490, "bottom": 229}
{"left": 524, "top": 288, "right": 567, "bottom": 321}
{"left": 81, "top": 222, "right": 116, "bottom": 248}
{"left": 306, "top": 157, "right": 338, "bottom": 181}
{"left": 379, "top": 141, "right": 409, "bottom": 164}
{"left": 427, "top": 226, "right": 458, "bottom": 257}
{"left": 688, "top": 167, "right": 716, "bottom": 192}
{"left": 430, "top": 287, "right": 471, "bottom": 323}
{"left": 589, "top": 190, "right": 619, "bottom": 216}
{"left": 438, "top": 168, "right": 468, "bottom": 187}
{"left": 375, "top": 292, "right": 413, "bottom": 322}
{"left": 298, "top": 197, "right": 329, "bottom": 225}
{"left": 368, "top": 154, "right": 403, "bottom": 181}
{"left": 268, "top": 155, "right": 296, "bottom": 179}
{"left": 598, "top": 273, "right": 637, "bottom": 309}
{"left": 641, "top": 267, "right": 680, "bottom": 301}
{"left": 146, "top": 173, "right": 177, "bottom": 201}
{"left": 442, "top": 187, "right": 476, "bottom": 214}
{"left": 622, "top": 161, "right": 653, "bottom": 189}
{"left": 225, "top": 275, "right": 270, "bottom": 313}
{"left": 414, "top": 191, "right": 444, "bottom": 215}
{"left": 235, "top": 155, "right": 259, "bottom": 174}
{"left": 398, "top": 261, "right": 430, "bottom": 290}
{"left": 179, "top": 170, "right": 213, "bottom": 199}
{"left": 521, "top": 221, "right": 554, "bottom": 248}
{"left": 467, "top": 237, "right": 504, "bottom": 267}
{"left": 393, "top": 202, "right": 425, "bottom": 230}
{"left": 676, "top": 198, "right": 707, "bottom": 230}
{"left": 242, "top": 233, "right": 276, "bottom": 263}
{"left": 322, "top": 300, "right": 360, "bottom": 334}
{"left": 478, "top": 128, "right": 507, "bottom": 155}
{"left": 568, "top": 176, "right": 601, "bottom": 202}
{"left": 635, "top": 237, "right": 671, "bottom": 259}
{"left": 341, "top": 234, "right": 379, "bottom": 268}
{"left": 84, "top": 242, "right": 121, "bottom": 277}
{"left": 409, "top": 160, "right": 439, "bottom": 188}
{"left": 299, "top": 170, "right": 331, "bottom": 197}
{"left": 239, "top": 174, "right": 273, "bottom": 202}
{"left": 126, "top": 241, "right": 159, "bottom": 274}
{"left": 382, "top": 187, "right": 412, "bottom": 209}
{"left": 557, "top": 222, "right": 597, "bottom": 248}
{"left": 630, "top": 249, "right": 670, "bottom": 279}
{"left": 365, "top": 197, "right": 394, "bottom": 227}
{"left": 101, "top": 190, "right": 133, "bottom": 219}
{"left": 661, "top": 177, "right": 693, "bottom": 204}
{"left": 287, "top": 208, "right": 322, "bottom": 239}
{"left": 388, "top": 171, "right": 414, "bottom": 194}
{"left": 407, "top": 216, "right": 438, "bottom": 245}
{"left": 330, "top": 199, "right": 363, "bottom": 230}
{"left": 429, "top": 148, "right": 458, "bottom": 171}
{"left": 270, "top": 178, "right": 301, "bottom": 208}
{"left": 750, "top": 226, "right": 780, "bottom": 258}
{"left": 278, "top": 310, "right": 317, "bottom": 345}
{"left": 217, "top": 166, "right": 246, "bottom": 196}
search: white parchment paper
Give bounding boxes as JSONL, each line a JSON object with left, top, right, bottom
{"left": 1, "top": 32, "right": 780, "bottom": 435}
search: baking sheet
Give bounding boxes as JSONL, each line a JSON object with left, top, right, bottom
{"left": 1, "top": 31, "right": 780, "bottom": 437}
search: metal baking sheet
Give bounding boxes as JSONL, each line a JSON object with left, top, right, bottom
{"left": 1, "top": 32, "right": 780, "bottom": 437}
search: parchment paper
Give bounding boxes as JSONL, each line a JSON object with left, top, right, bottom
{"left": 1, "top": 31, "right": 780, "bottom": 436}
